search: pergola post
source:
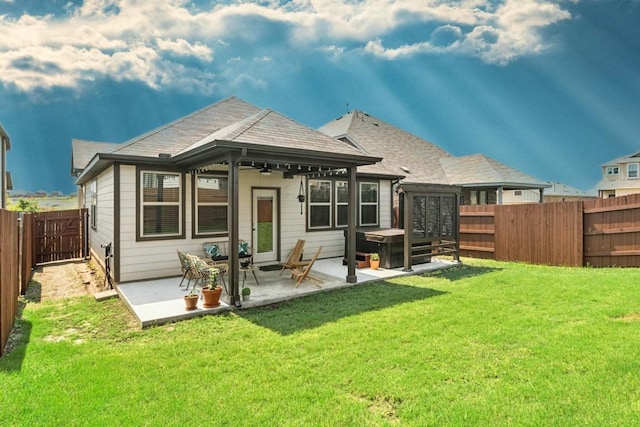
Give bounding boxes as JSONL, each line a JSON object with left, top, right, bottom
{"left": 227, "top": 153, "right": 240, "bottom": 306}
{"left": 346, "top": 166, "right": 357, "bottom": 283}
{"left": 403, "top": 190, "right": 413, "bottom": 272}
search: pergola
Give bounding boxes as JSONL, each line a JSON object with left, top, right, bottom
{"left": 174, "top": 140, "right": 382, "bottom": 306}
{"left": 397, "top": 183, "right": 462, "bottom": 271}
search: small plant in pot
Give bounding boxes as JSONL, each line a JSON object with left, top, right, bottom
{"left": 201, "top": 267, "right": 222, "bottom": 308}
{"left": 369, "top": 253, "right": 380, "bottom": 270}
{"left": 184, "top": 286, "right": 199, "bottom": 311}
{"left": 242, "top": 286, "right": 251, "bottom": 301}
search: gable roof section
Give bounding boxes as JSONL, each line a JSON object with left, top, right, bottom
{"left": 601, "top": 151, "right": 640, "bottom": 167}
{"left": 440, "top": 154, "right": 550, "bottom": 189}
{"left": 112, "top": 96, "right": 261, "bottom": 157}
{"left": 71, "top": 139, "right": 120, "bottom": 176}
{"left": 319, "top": 110, "right": 549, "bottom": 189}
{"left": 319, "top": 110, "right": 452, "bottom": 185}
{"left": 179, "top": 108, "right": 373, "bottom": 159}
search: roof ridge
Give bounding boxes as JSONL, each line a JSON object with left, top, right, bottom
{"left": 112, "top": 96, "right": 243, "bottom": 153}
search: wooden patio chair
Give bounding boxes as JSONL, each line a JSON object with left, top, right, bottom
{"left": 279, "top": 239, "right": 306, "bottom": 275}
{"left": 291, "top": 246, "right": 323, "bottom": 288}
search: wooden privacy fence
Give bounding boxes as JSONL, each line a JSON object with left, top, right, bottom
{"left": 0, "top": 209, "right": 34, "bottom": 357}
{"left": 460, "top": 194, "right": 640, "bottom": 267}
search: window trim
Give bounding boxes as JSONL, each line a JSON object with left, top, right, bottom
{"left": 359, "top": 181, "right": 379, "bottom": 227}
{"left": 137, "top": 168, "right": 185, "bottom": 241}
{"left": 306, "top": 178, "right": 381, "bottom": 231}
{"left": 627, "top": 163, "right": 638, "bottom": 179}
{"left": 335, "top": 180, "right": 348, "bottom": 228}
{"left": 308, "top": 179, "right": 333, "bottom": 230}
{"left": 606, "top": 165, "right": 619, "bottom": 176}
{"left": 192, "top": 172, "right": 229, "bottom": 238}
{"left": 89, "top": 178, "right": 97, "bottom": 230}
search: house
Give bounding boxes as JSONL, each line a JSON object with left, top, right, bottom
{"left": 596, "top": 151, "right": 640, "bottom": 198}
{"left": 71, "top": 97, "right": 406, "bottom": 304}
{"left": 0, "top": 124, "right": 11, "bottom": 209}
{"left": 318, "top": 110, "right": 550, "bottom": 206}
{"left": 502, "top": 182, "right": 596, "bottom": 203}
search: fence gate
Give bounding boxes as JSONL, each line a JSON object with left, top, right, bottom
{"left": 33, "top": 209, "right": 89, "bottom": 264}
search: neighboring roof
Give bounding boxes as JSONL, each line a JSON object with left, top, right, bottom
{"left": 601, "top": 151, "right": 640, "bottom": 166}
{"left": 319, "top": 110, "right": 548, "bottom": 189}
{"left": 543, "top": 181, "right": 595, "bottom": 198}
{"left": 318, "top": 110, "right": 452, "bottom": 185}
{"left": 0, "top": 124, "right": 9, "bottom": 150}
{"left": 440, "top": 154, "right": 550, "bottom": 189}
{"left": 71, "top": 139, "right": 120, "bottom": 176}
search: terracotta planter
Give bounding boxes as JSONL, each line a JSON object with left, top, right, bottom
{"left": 202, "top": 286, "right": 223, "bottom": 308}
{"left": 184, "top": 294, "right": 199, "bottom": 311}
{"left": 370, "top": 260, "right": 380, "bottom": 270}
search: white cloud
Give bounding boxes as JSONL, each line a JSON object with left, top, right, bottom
{"left": 0, "top": 0, "right": 576, "bottom": 94}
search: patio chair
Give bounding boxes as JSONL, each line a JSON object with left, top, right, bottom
{"left": 291, "top": 246, "right": 323, "bottom": 288}
{"left": 176, "top": 250, "right": 195, "bottom": 288}
{"left": 279, "top": 239, "right": 306, "bottom": 275}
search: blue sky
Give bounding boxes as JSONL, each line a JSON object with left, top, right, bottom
{"left": 1, "top": 0, "right": 639, "bottom": 195}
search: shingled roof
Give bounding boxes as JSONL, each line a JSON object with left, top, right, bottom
{"left": 319, "top": 110, "right": 548, "bottom": 189}
{"left": 71, "top": 139, "right": 120, "bottom": 176}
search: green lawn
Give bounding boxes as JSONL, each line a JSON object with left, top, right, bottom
{"left": 2, "top": 258, "right": 640, "bottom": 426}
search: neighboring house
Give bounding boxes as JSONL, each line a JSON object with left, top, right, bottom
{"left": 596, "top": 152, "right": 640, "bottom": 198}
{"left": 502, "top": 182, "right": 596, "bottom": 204}
{"left": 0, "top": 124, "right": 11, "bottom": 209}
{"left": 72, "top": 97, "right": 404, "bottom": 302}
{"left": 318, "top": 110, "right": 550, "bottom": 206}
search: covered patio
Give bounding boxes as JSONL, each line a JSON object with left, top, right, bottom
{"left": 117, "top": 256, "right": 460, "bottom": 328}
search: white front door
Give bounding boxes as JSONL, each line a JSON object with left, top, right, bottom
{"left": 252, "top": 189, "right": 278, "bottom": 264}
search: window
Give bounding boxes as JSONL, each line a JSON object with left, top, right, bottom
{"left": 89, "top": 179, "right": 97, "bottom": 229}
{"left": 628, "top": 163, "right": 638, "bottom": 179}
{"left": 308, "top": 179, "right": 380, "bottom": 229}
{"left": 308, "top": 179, "right": 332, "bottom": 228}
{"left": 140, "top": 171, "right": 182, "bottom": 237}
{"left": 479, "top": 190, "right": 488, "bottom": 205}
{"left": 195, "top": 174, "right": 228, "bottom": 236}
{"left": 359, "top": 182, "right": 378, "bottom": 226}
{"left": 335, "top": 181, "right": 348, "bottom": 227}
{"left": 606, "top": 166, "right": 619, "bottom": 176}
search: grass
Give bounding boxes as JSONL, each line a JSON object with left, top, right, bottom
{"left": 2, "top": 258, "right": 640, "bottom": 426}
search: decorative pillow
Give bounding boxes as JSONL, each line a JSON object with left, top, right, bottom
{"left": 206, "top": 244, "right": 220, "bottom": 260}
{"left": 239, "top": 242, "right": 249, "bottom": 257}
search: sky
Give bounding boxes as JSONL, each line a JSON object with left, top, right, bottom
{"left": 1, "top": 0, "right": 639, "bottom": 195}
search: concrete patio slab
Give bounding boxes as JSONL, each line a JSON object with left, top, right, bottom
{"left": 116, "top": 257, "right": 459, "bottom": 328}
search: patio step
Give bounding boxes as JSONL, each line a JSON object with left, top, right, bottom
{"left": 94, "top": 289, "right": 118, "bottom": 301}
{"left": 342, "top": 251, "right": 370, "bottom": 268}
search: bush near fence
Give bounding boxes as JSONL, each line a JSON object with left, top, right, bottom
{"left": 460, "top": 193, "right": 640, "bottom": 267}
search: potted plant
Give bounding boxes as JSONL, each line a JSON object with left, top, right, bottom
{"left": 242, "top": 286, "right": 251, "bottom": 301}
{"left": 201, "top": 267, "right": 222, "bottom": 308}
{"left": 184, "top": 286, "right": 199, "bottom": 311}
{"left": 369, "top": 253, "right": 380, "bottom": 270}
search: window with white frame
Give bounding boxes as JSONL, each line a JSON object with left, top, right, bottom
{"left": 335, "top": 181, "right": 348, "bottom": 227}
{"left": 89, "top": 179, "right": 97, "bottom": 229}
{"left": 628, "top": 163, "right": 638, "bottom": 179}
{"left": 140, "top": 171, "right": 182, "bottom": 237}
{"left": 606, "top": 166, "right": 619, "bottom": 176}
{"left": 359, "top": 182, "right": 378, "bottom": 226}
{"left": 195, "top": 174, "right": 228, "bottom": 236}
{"left": 308, "top": 179, "right": 332, "bottom": 228}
